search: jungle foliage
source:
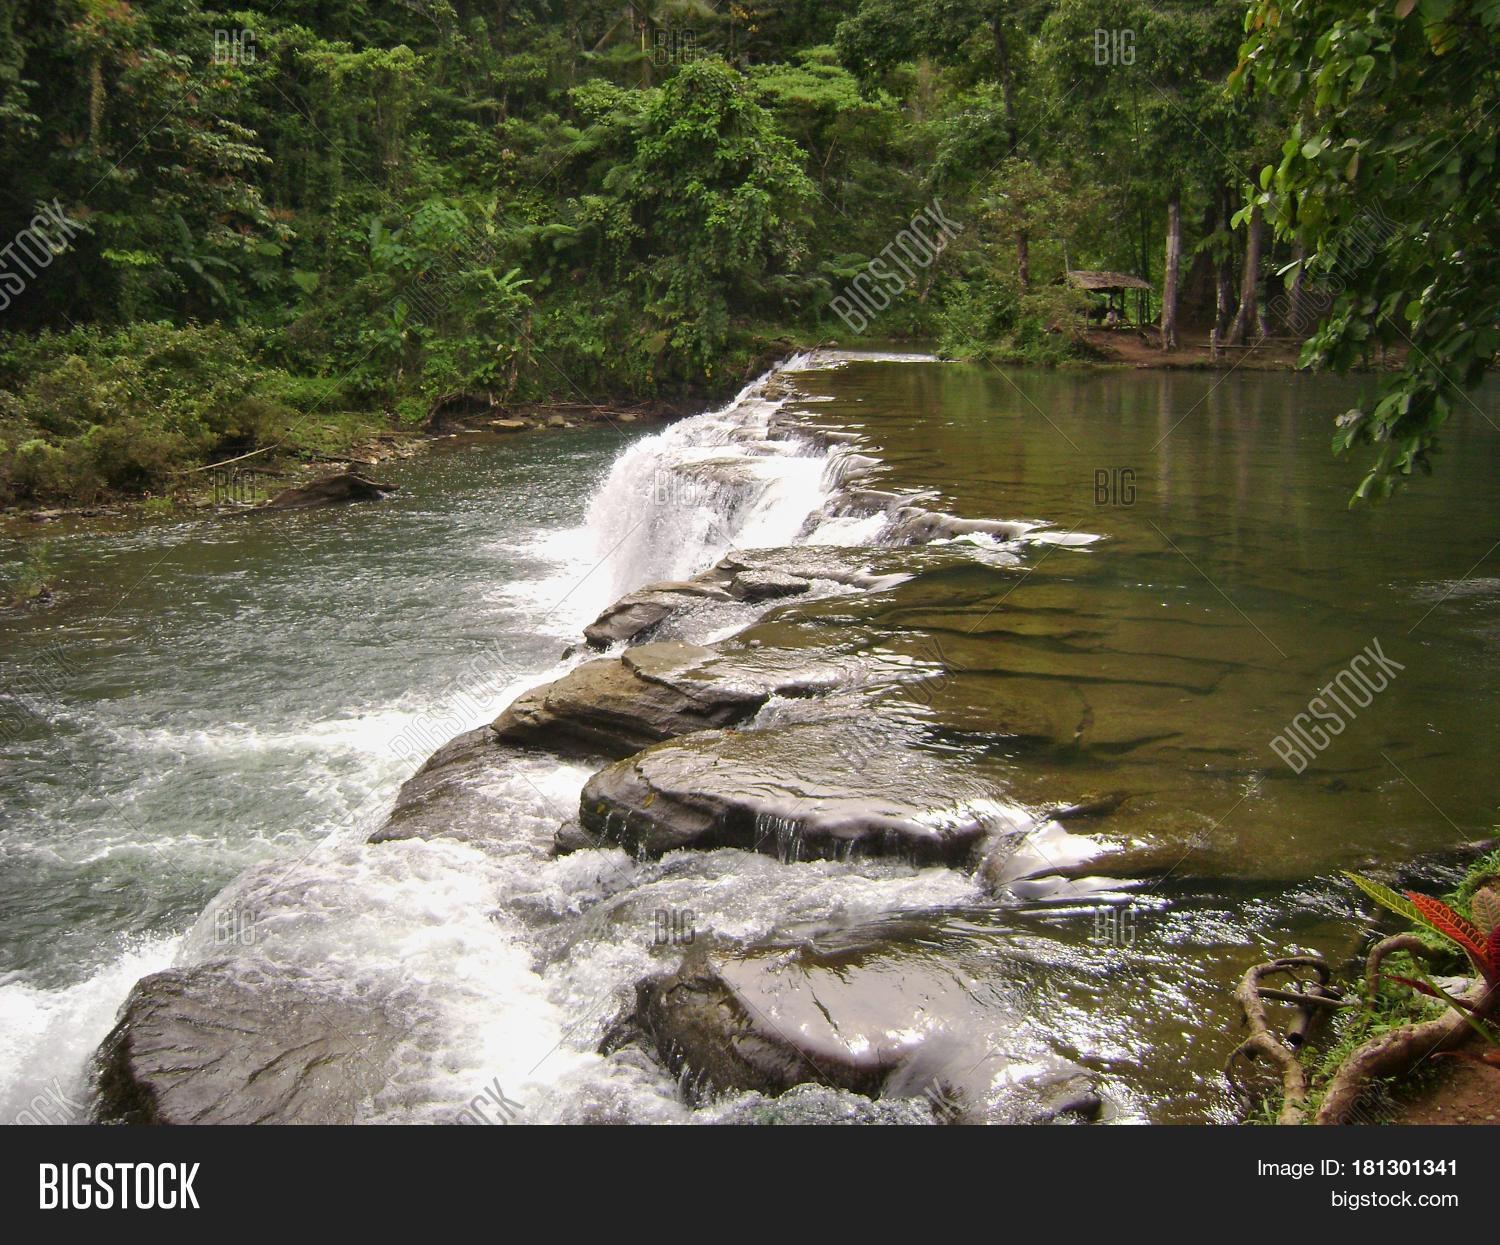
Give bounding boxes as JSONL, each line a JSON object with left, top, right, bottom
{"left": 0, "top": 1, "right": 1491, "bottom": 504}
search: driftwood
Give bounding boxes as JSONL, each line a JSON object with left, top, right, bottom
{"left": 1226, "top": 955, "right": 1331, "bottom": 1124}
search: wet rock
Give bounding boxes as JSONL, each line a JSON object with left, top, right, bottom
{"left": 730, "top": 569, "right": 811, "bottom": 602}
{"left": 494, "top": 643, "right": 771, "bottom": 757}
{"left": 580, "top": 547, "right": 909, "bottom": 650}
{"left": 712, "top": 546, "right": 899, "bottom": 592}
{"left": 702, "top": 1085, "right": 938, "bottom": 1125}
{"left": 546, "top": 415, "right": 568, "bottom": 428}
{"left": 582, "top": 581, "right": 735, "bottom": 648}
{"left": 260, "top": 471, "right": 397, "bottom": 511}
{"left": 884, "top": 507, "right": 1030, "bottom": 546}
{"left": 93, "top": 961, "right": 399, "bottom": 1124}
{"left": 823, "top": 452, "right": 883, "bottom": 486}
{"left": 369, "top": 726, "right": 570, "bottom": 851}
{"left": 824, "top": 487, "right": 936, "bottom": 519}
{"left": 632, "top": 934, "right": 1102, "bottom": 1123}
{"left": 490, "top": 418, "right": 529, "bottom": 432}
{"left": 575, "top": 720, "right": 1003, "bottom": 865}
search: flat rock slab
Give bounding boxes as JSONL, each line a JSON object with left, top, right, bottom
{"left": 583, "top": 581, "right": 735, "bottom": 648}
{"left": 632, "top": 933, "right": 1100, "bottom": 1123}
{"left": 730, "top": 569, "right": 811, "bottom": 601}
{"left": 495, "top": 641, "right": 858, "bottom": 762}
{"left": 580, "top": 549, "right": 904, "bottom": 649}
{"left": 494, "top": 643, "right": 771, "bottom": 757}
{"left": 576, "top": 719, "right": 1009, "bottom": 865}
{"left": 93, "top": 962, "right": 400, "bottom": 1124}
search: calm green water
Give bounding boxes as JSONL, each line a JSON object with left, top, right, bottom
{"left": 788, "top": 360, "right": 1500, "bottom": 879}
{"left": 747, "top": 358, "right": 1500, "bottom": 1121}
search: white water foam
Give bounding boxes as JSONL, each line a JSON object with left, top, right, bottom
{"left": 0, "top": 934, "right": 180, "bottom": 1124}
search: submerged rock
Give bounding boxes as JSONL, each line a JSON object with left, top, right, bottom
{"left": 93, "top": 962, "right": 399, "bottom": 1124}
{"left": 260, "top": 471, "right": 397, "bottom": 511}
{"left": 883, "top": 506, "right": 1030, "bottom": 546}
{"left": 575, "top": 719, "right": 1006, "bottom": 865}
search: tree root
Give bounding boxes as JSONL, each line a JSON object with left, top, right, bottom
{"left": 1227, "top": 956, "right": 1331, "bottom": 1124}
{"left": 1235, "top": 933, "right": 1499, "bottom": 1125}
{"left": 1361, "top": 933, "right": 1432, "bottom": 1001}
{"left": 1314, "top": 981, "right": 1497, "bottom": 1125}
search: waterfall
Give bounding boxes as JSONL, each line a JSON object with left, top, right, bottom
{"left": 573, "top": 354, "right": 888, "bottom": 613}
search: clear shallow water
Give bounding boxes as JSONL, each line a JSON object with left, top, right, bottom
{"left": 1, "top": 354, "right": 1496, "bottom": 1124}
{"left": 785, "top": 360, "right": 1500, "bottom": 875}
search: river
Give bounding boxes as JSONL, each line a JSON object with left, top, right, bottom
{"left": 2, "top": 351, "right": 1496, "bottom": 1123}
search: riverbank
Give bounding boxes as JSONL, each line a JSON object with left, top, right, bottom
{"left": 0, "top": 321, "right": 804, "bottom": 527}
{"left": 0, "top": 364, "right": 782, "bottom": 601}
{"left": 0, "top": 320, "right": 1393, "bottom": 542}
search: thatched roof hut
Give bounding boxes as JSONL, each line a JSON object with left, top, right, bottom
{"left": 1063, "top": 269, "right": 1153, "bottom": 293}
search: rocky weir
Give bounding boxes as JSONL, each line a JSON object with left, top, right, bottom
{"left": 86, "top": 351, "right": 1338, "bottom": 1125}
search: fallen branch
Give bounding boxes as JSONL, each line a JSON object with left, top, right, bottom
{"left": 173, "top": 443, "right": 282, "bottom": 474}
{"left": 1227, "top": 955, "right": 1330, "bottom": 1124}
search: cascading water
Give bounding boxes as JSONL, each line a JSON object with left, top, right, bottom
{"left": 2, "top": 350, "right": 1002, "bottom": 1125}
{"left": 522, "top": 353, "right": 894, "bottom": 635}
{"left": 9, "top": 350, "right": 1500, "bottom": 1126}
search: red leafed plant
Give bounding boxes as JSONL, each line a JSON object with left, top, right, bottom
{"left": 1346, "top": 872, "right": 1500, "bottom": 985}
{"left": 1346, "top": 872, "right": 1500, "bottom": 1060}
{"left": 1405, "top": 892, "right": 1498, "bottom": 983}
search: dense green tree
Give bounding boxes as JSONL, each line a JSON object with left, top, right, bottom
{"left": 1240, "top": 0, "right": 1500, "bottom": 499}
{"left": 578, "top": 58, "right": 814, "bottom": 374}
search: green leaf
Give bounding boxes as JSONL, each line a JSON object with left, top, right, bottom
{"left": 1345, "top": 872, "right": 1424, "bottom": 925}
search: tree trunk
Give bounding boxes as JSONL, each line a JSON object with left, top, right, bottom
{"left": 1213, "top": 187, "right": 1235, "bottom": 339}
{"left": 992, "top": 19, "right": 1027, "bottom": 295}
{"left": 992, "top": 21, "right": 1019, "bottom": 153}
{"left": 1215, "top": 265, "right": 1235, "bottom": 339}
{"left": 89, "top": 54, "right": 104, "bottom": 154}
{"left": 1161, "top": 188, "right": 1181, "bottom": 350}
{"left": 1227, "top": 202, "right": 1264, "bottom": 346}
{"left": 1287, "top": 240, "right": 1308, "bottom": 338}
